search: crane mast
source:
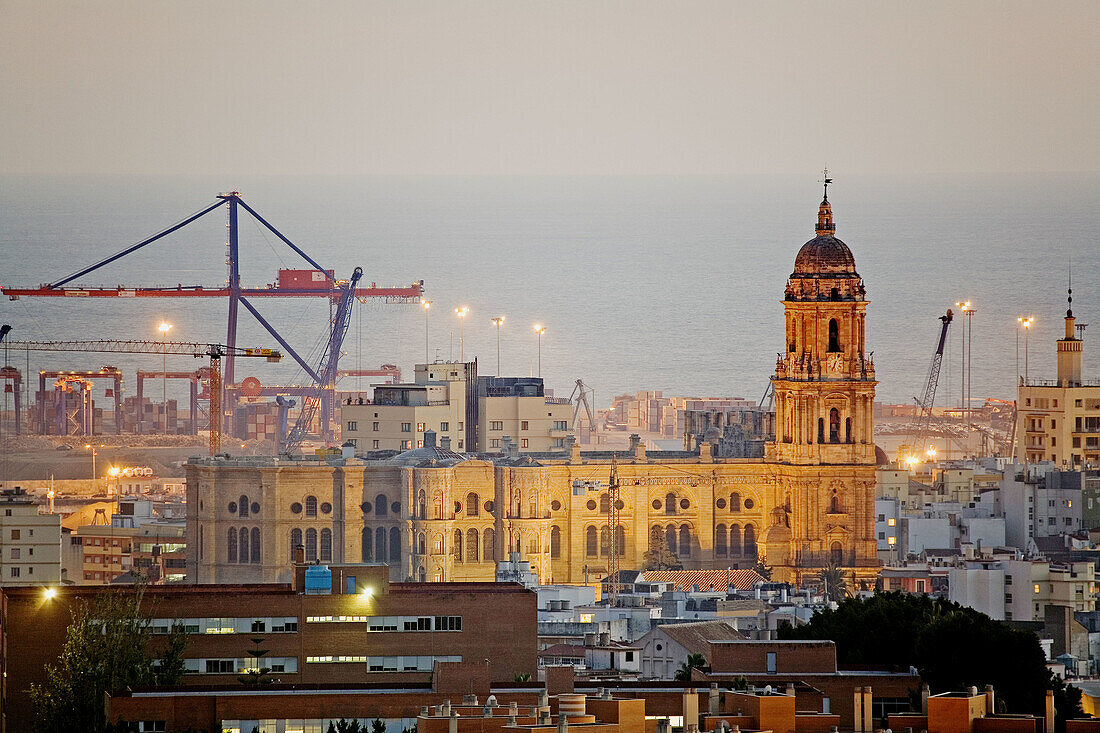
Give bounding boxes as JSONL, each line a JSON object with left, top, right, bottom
{"left": 906, "top": 309, "right": 953, "bottom": 461}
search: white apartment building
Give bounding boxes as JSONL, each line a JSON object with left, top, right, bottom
{"left": 0, "top": 488, "right": 61, "bottom": 585}
{"left": 342, "top": 361, "right": 573, "bottom": 454}
{"left": 948, "top": 554, "right": 1095, "bottom": 622}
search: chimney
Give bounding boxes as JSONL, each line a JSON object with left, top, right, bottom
{"left": 294, "top": 544, "right": 305, "bottom": 564}
{"left": 709, "top": 684, "right": 720, "bottom": 714}
{"left": 786, "top": 683, "right": 795, "bottom": 697}
{"left": 424, "top": 430, "right": 438, "bottom": 448}
{"left": 341, "top": 441, "right": 355, "bottom": 459}
{"left": 599, "top": 631, "right": 610, "bottom": 646}
{"left": 570, "top": 440, "right": 582, "bottom": 464}
{"left": 629, "top": 434, "right": 641, "bottom": 452}
{"left": 1045, "top": 690, "right": 1055, "bottom": 733}
{"left": 700, "top": 441, "right": 714, "bottom": 463}
{"left": 921, "top": 684, "right": 930, "bottom": 713}
{"left": 441, "top": 435, "right": 452, "bottom": 451}
{"left": 635, "top": 437, "right": 647, "bottom": 462}
{"left": 985, "top": 685, "right": 995, "bottom": 714}
{"left": 854, "top": 687, "right": 864, "bottom": 733}
{"left": 862, "top": 687, "right": 873, "bottom": 733}
{"left": 448, "top": 709, "right": 458, "bottom": 733}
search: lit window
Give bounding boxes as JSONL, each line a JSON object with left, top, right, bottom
{"left": 887, "top": 537, "right": 896, "bottom": 546}
{"left": 579, "top": 613, "right": 594, "bottom": 623}
{"left": 1034, "top": 584, "right": 1041, "bottom": 594}
{"left": 887, "top": 518, "right": 896, "bottom": 527}
{"left": 416, "top": 423, "right": 426, "bottom": 432}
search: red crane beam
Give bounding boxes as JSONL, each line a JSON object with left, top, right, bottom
{"left": 2, "top": 284, "right": 423, "bottom": 300}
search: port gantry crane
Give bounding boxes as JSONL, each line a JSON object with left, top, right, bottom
{"left": 903, "top": 308, "right": 954, "bottom": 463}
{"left": 0, "top": 191, "right": 422, "bottom": 444}
{"left": 0, "top": 325, "right": 281, "bottom": 455}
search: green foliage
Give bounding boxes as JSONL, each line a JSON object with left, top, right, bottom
{"left": 327, "top": 721, "right": 366, "bottom": 733}
{"left": 642, "top": 531, "right": 683, "bottom": 570}
{"left": 371, "top": 720, "right": 386, "bottom": 733}
{"left": 818, "top": 564, "right": 848, "bottom": 603}
{"left": 674, "top": 653, "right": 708, "bottom": 681}
{"left": 514, "top": 672, "right": 532, "bottom": 682}
{"left": 778, "top": 592, "right": 1074, "bottom": 724}
{"left": 30, "top": 586, "right": 189, "bottom": 733}
{"left": 753, "top": 562, "right": 772, "bottom": 581}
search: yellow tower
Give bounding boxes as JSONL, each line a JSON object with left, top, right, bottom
{"left": 764, "top": 180, "right": 880, "bottom": 585}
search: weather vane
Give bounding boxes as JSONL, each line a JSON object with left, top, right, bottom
{"left": 820, "top": 165, "right": 833, "bottom": 199}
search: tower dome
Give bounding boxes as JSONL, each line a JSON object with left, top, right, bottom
{"left": 791, "top": 195, "right": 858, "bottom": 278}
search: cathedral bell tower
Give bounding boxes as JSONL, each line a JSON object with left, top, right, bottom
{"left": 769, "top": 184, "right": 877, "bottom": 466}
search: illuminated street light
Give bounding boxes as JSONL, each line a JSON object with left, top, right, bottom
{"left": 43, "top": 588, "right": 57, "bottom": 601}
{"left": 491, "top": 317, "right": 505, "bottom": 375}
{"left": 421, "top": 300, "right": 433, "bottom": 364}
{"left": 954, "top": 301, "right": 976, "bottom": 457}
{"left": 533, "top": 324, "right": 546, "bottom": 379}
{"left": 157, "top": 321, "right": 173, "bottom": 435}
{"left": 454, "top": 307, "right": 469, "bottom": 362}
{"left": 1018, "top": 316, "right": 1034, "bottom": 384}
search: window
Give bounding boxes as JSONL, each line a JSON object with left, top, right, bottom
{"left": 490, "top": 439, "right": 501, "bottom": 448}
{"left": 9, "top": 548, "right": 18, "bottom": 559}
{"left": 373, "top": 440, "right": 380, "bottom": 449}
{"left": 373, "top": 422, "right": 380, "bottom": 431}
{"left": 441, "top": 422, "right": 449, "bottom": 431}
{"left": 435, "top": 615, "right": 462, "bottom": 631}
{"left": 290, "top": 528, "right": 303, "bottom": 560}
{"left": 306, "top": 529, "right": 318, "bottom": 561}
{"left": 402, "top": 440, "right": 413, "bottom": 449}
{"left": 401, "top": 423, "right": 412, "bottom": 432}
{"left": 521, "top": 421, "right": 529, "bottom": 431}
{"left": 306, "top": 496, "right": 318, "bottom": 517}
{"left": 586, "top": 526, "right": 598, "bottom": 556}
{"left": 730, "top": 493, "right": 741, "bottom": 511}
{"left": 227, "top": 528, "right": 237, "bottom": 563}
{"left": 551, "top": 526, "right": 561, "bottom": 558}
{"left": 417, "top": 422, "right": 426, "bottom": 432}
{"left": 466, "top": 493, "right": 480, "bottom": 516}
{"left": 490, "top": 421, "right": 503, "bottom": 431}
{"left": 238, "top": 528, "right": 250, "bottom": 563}
{"left": 320, "top": 529, "right": 332, "bottom": 561}
{"left": 11, "top": 530, "right": 19, "bottom": 540}
{"left": 521, "top": 438, "right": 529, "bottom": 448}
{"left": 553, "top": 421, "right": 569, "bottom": 431}
{"left": 205, "top": 659, "right": 235, "bottom": 674}
{"left": 347, "top": 421, "right": 358, "bottom": 431}
{"left": 766, "top": 651, "right": 777, "bottom": 674}
{"left": 715, "top": 524, "right": 727, "bottom": 556}
{"left": 9, "top": 567, "right": 19, "bottom": 578}
{"left": 665, "top": 493, "right": 676, "bottom": 514}
{"left": 239, "top": 495, "right": 250, "bottom": 518}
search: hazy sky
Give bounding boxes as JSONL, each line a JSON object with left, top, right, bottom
{"left": 2, "top": 0, "right": 1098, "bottom": 176}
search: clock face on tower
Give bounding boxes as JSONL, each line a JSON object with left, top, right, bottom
{"left": 827, "top": 353, "right": 843, "bottom": 373}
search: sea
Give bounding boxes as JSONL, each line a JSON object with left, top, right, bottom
{"left": 0, "top": 173, "right": 1097, "bottom": 413}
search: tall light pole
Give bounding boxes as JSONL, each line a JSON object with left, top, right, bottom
{"left": 84, "top": 443, "right": 97, "bottom": 481}
{"left": 954, "top": 302, "right": 974, "bottom": 456}
{"left": 421, "top": 300, "right": 433, "bottom": 363}
{"left": 533, "top": 324, "right": 546, "bottom": 379}
{"left": 1019, "top": 316, "right": 1034, "bottom": 383}
{"left": 491, "top": 317, "right": 505, "bottom": 375}
{"left": 158, "top": 321, "right": 172, "bottom": 434}
{"left": 455, "top": 307, "right": 469, "bottom": 362}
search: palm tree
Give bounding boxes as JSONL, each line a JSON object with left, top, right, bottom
{"left": 674, "top": 653, "right": 707, "bottom": 681}
{"left": 818, "top": 563, "right": 848, "bottom": 603}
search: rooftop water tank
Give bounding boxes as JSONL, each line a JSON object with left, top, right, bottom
{"left": 304, "top": 564, "right": 332, "bottom": 595}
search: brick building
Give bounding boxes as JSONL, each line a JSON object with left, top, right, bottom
{"left": 0, "top": 565, "right": 536, "bottom": 732}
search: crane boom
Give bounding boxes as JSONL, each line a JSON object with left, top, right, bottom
{"left": 906, "top": 309, "right": 953, "bottom": 460}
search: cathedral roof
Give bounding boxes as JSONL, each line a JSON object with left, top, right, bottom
{"left": 791, "top": 194, "right": 859, "bottom": 278}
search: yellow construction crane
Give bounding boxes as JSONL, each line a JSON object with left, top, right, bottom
{"left": 0, "top": 326, "right": 281, "bottom": 455}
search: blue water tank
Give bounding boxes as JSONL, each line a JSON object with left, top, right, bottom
{"left": 304, "top": 564, "right": 332, "bottom": 595}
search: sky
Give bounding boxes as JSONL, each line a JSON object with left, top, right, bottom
{"left": 1, "top": 0, "right": 1099, "bottom": 176}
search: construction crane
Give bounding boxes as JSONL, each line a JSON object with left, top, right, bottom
{"left": 0, "top": 192, "right": 422, "bottom": 442}
{"left": 569, "top": 379, "right": 596, "bottom": 438}
{"left": 284, "top": 267, "right": 362, "bottom": 453}
{"left": 572, "top": 454, "right": 625, "bottom": 604}
{"left": 903, "top": 309, "right": 953, "bottom": 463}
{"left": 0, "top": 325, "right": 281, "bottom": 455}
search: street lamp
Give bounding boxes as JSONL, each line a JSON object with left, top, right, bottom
{"left": 533, "top": 324, "right": 546, "bottom": 379}
{"left": 1018, "top": 316, "right": 1034, "bottom": 384}
{"left": 491, "top": 317, "right": 505, "bottom": 375}
{"left": 954, "top": 301, "right": 975, "bottom": 456}
{"left": 421, "top": 300, "right": 433, "bottom": 364}
{"left": 84, "top": 443, "right": 97, "bottom": 481}
{"left": 157, "top": 322, "right": 173, "bottom": 435}
{"left": 454, "top": 307, "right": 469, "bottom": 362}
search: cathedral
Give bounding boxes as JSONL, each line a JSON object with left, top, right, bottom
{"left": 186, "top": 189, "right": 882, "bottom": 589}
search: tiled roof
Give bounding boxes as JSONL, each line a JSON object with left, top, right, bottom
{"left": 640, "top": 569, "right": 766, "bottom": 591}
{"left": 657, "top": 620, "right": 745, "bottom": 655}
{"left": 538, "top": 644, "right": 586, "bottom": 659}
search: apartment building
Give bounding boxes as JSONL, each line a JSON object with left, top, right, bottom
{"left": 342, "top": 361, "right": 573, "bottom": 453}
{"left": 0, "top": 488, "right": 61, "bottom": 585}
{"left": 73, "top": 498, "right": 186, "bottom": 584}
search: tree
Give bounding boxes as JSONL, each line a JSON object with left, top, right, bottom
{"left": 779, "top": 592, "right": 1079, "bottom": 729}
{"left": 674, "top": 653, "right": 707, "bottom": 681}
{"left": 753, "top": 561, "right": 772, "bottom": 581}
{"left": 514, "top": 672, "right": 532, "bottom": 682}
{"left": 642, "top": 530, "right": 682, "bottom": 571}
{"left": 238, "top": 637, "right": 279, "bottom": 685}
{"left": 30, "top": 586, "right": 188, "bottom": 733}
{"left": 327, "top": 721, "right": 365, "bottom": 733}
{"left": 372, "top": 720, "right": 386, "bottom": 733}
{"left": 818, "top": 564, "right": 848, "bottom": 603}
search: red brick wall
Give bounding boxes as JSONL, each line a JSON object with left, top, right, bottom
{"left": 709, "top": 642, "right": 837, "bottom": 674}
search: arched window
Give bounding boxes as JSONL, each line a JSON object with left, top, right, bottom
{"left": 453, "top": 529, "right": 463, "bottom": 562}
{"left": 830, "top": 287, "right": 840, "bottom": 301}
{"left": 551, "top": 526, "right": 561, "bottom": 558}
{"left": 227, "top": 527, "right": 237, "bottom": 563}
{"left": 715, "top": 524, "right": 727, "bottom": 556}
{"left": 251, "top": 528, "right": 260, "bottom": 564}
{"left": 743, "top": 524, "right": 757, "bottom": 558}
{"left": 599, "top": 526, "right": 610, "bottom": 557}
{"left": 305, "top": 496, "right": 317, "bottom": 517}
{"left": 818, "top": 417, "right": 825, "bottom": 444}
{"left": 291, "top": 528, "right": 303, "bottom": 561}
{"left": 417, "top": 532, "right": 426, "bottom": 555}
{"left": 530, "top": 498, "right": 537, "bottom": 518}
{"left": 679, "top": 525, "right": 691, "bottom": 557}
{"left": 320, "top": 528, "right": 332, "bottom": 562}
{"left": 586, "top": 526, "right": 598, "bottom": 557}
{"left": 845, "top": 417, "right": 852, "bottom": 443}
{"left": 665, "top": 493, "right": 676, "bottom": 515}
{"left": 239, "top": 527, "right": 250, "bottom": 564}
{"left": 417, "top": 490, "right": 427, "bottom": 519}
{"left": 239, "top": 495, "right": 250, "bottom": 518}
{"left": 665, "top": 524, "right": 676, "bottom": 554}
{"left": 483, "top": 528, "right": 495, "bottom": 562}
{"left": 615, "top": 525, "right": 625, "bottom": 556}
{"left": 435, "top": 497, "right": 443, "bottom": 520}
{"left": 417, "top": 566, "right": 427, "bottom": 582}
{"left": 831, "top": 541, "right": 844, "bottom": 566}
{"left": 467, "top": 528, "right": 480, "bottom": 562}
{"left": 599, "top": 493, "right": 610, "bottom": 514}
{"left": 375, "top": 527, "right": 387, "bottom": 562}
{"left": 390, "top": 527, "right": 401, "bottom": 564}
{"left": 529, "top": 534, "right": 540, "bottom": 554}
{"left": 375, "top": 494, "right": 388, "bottom": 517}
{"left": 361, "top": 528, "right": 371, "bottom": 562}
{"left": 305, "top": 528, "right": 317, "bottom": 561}
{"left": 730, "top": 493, "right": 741, "bottom": 512}
{"left": 830, "top": 408, "right": 841, "bottom": 443}
{"left": 467, "top": 492, "right": 480, "bottom": 516}
{"left": 828, "top": 318, "right": 840, "bottom": 352}
{"left": 730, "top": 524, "right": 742, "bottom": 556}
